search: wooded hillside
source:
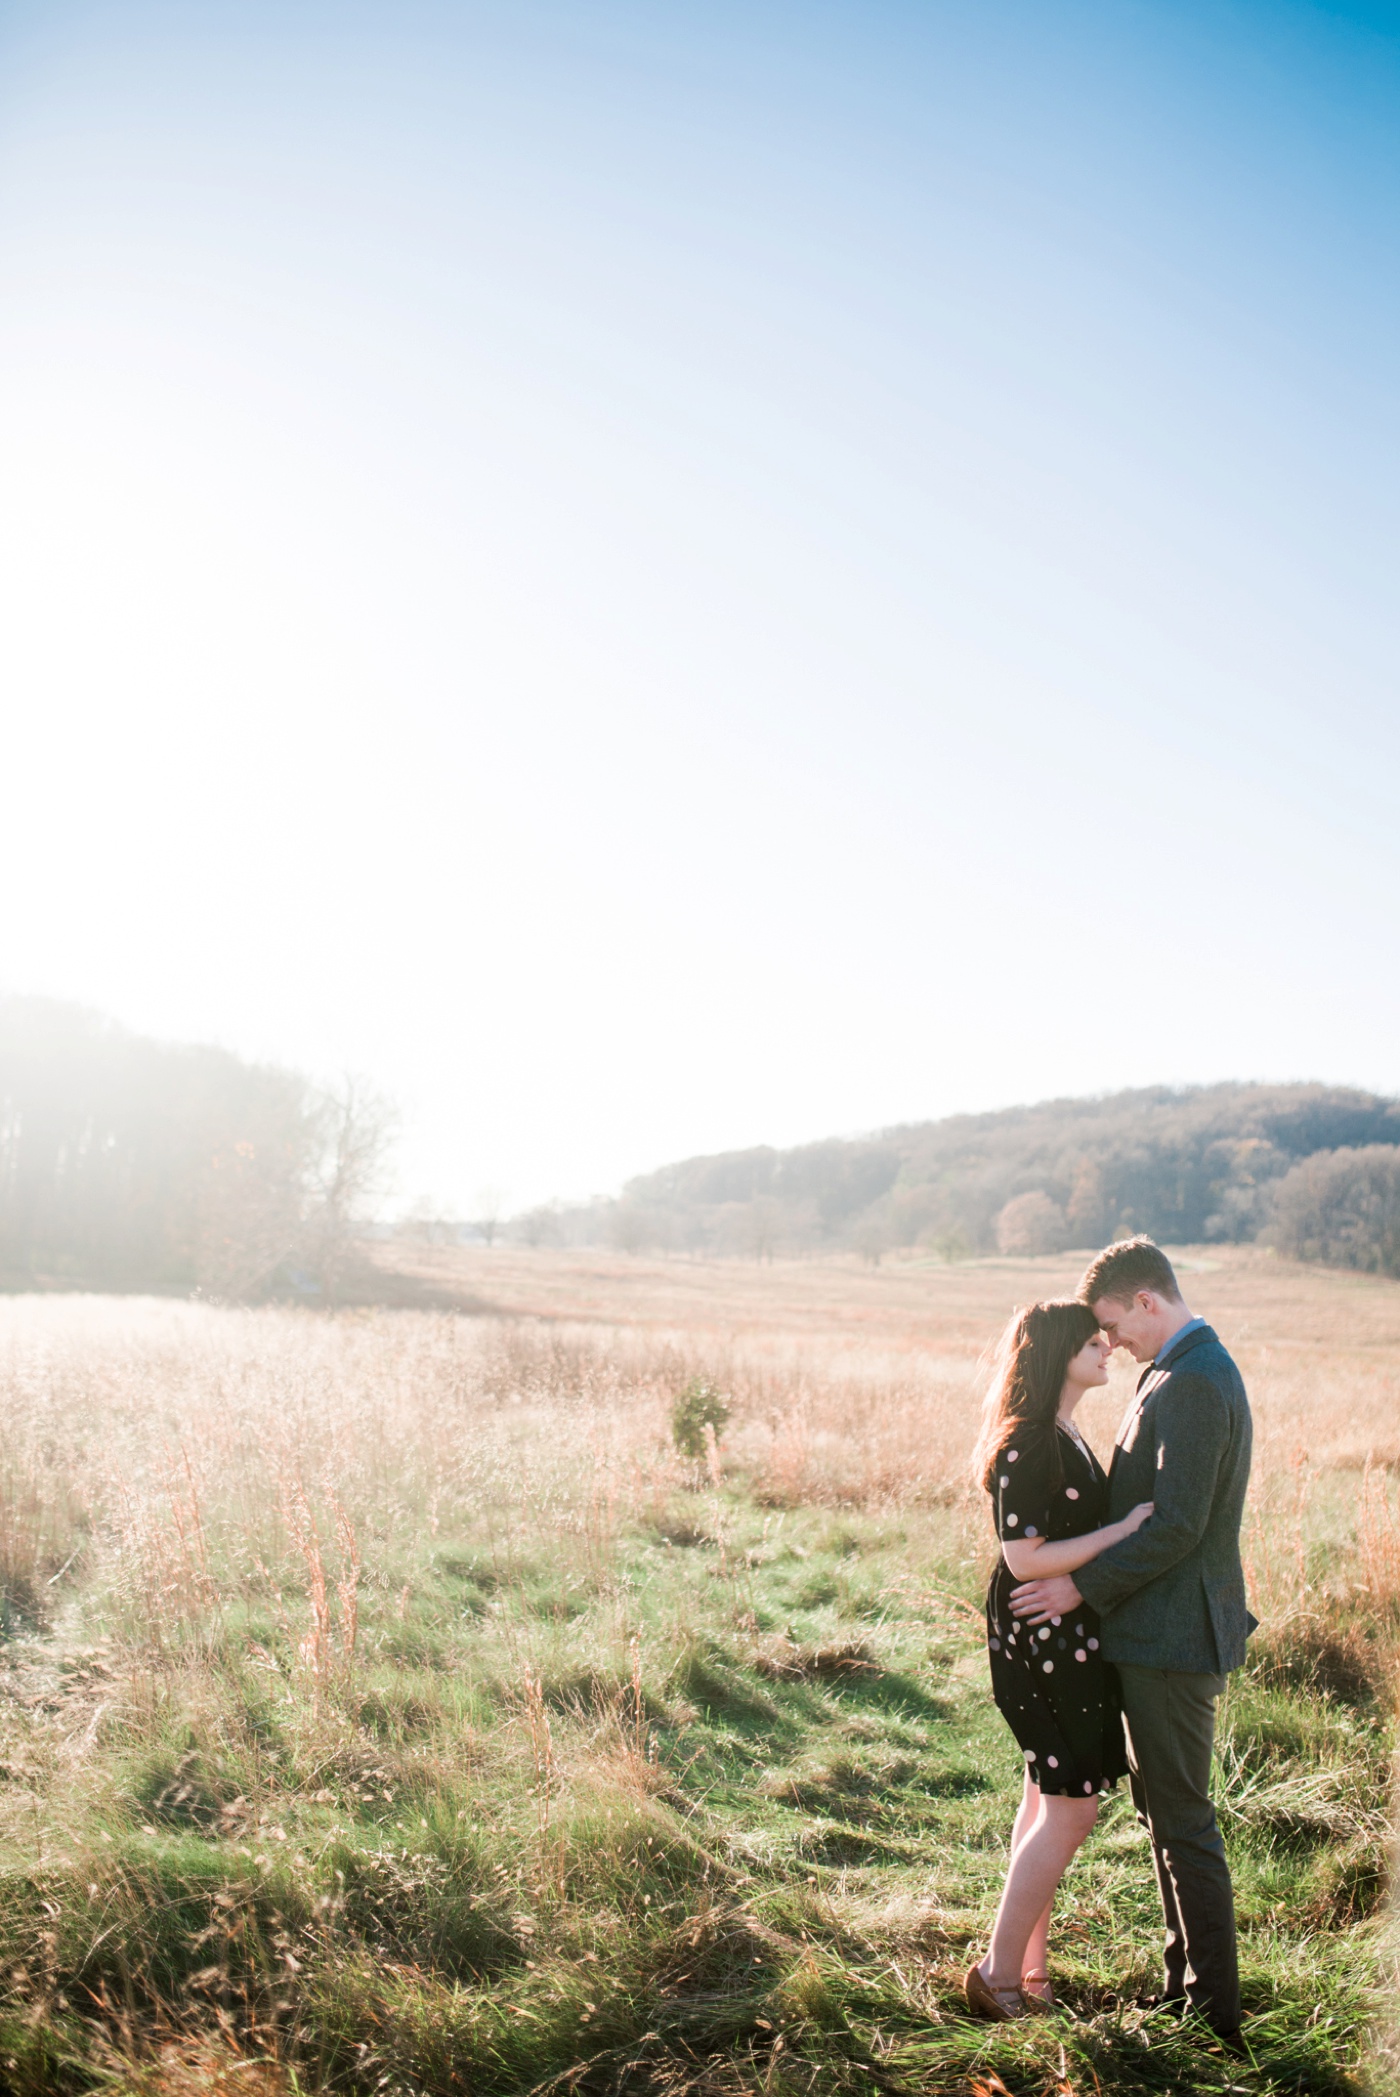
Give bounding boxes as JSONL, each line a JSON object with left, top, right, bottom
{"left": 529, "top": 1082, "right": 1400, "bottom": 1266}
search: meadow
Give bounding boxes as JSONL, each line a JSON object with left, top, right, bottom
{"left": 0, "top": 1243, "right": 1395, "bottom": 2097}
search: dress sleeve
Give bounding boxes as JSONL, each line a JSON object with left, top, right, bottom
{"left": 992, "top": 1434, "right": 1054, "bottom": 1543}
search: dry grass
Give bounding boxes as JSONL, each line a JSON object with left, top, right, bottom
{"left": 375, "top": 1236, "right": 1400, "bottom": 1584}
{"left": 0, "top": 1244, "right": 1394, "bottom": 2093}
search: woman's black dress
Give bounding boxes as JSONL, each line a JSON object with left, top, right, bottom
{"left": 985, "top": 1425, "right": 1127, "bottom": 1797}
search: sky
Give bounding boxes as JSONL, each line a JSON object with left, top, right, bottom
{"left": 1, "top": 0, "right": 1398, "bottom": 1215}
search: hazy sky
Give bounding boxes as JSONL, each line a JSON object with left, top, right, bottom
{"left": 2, "top": 0, "right": 1398, "bottom": 1212}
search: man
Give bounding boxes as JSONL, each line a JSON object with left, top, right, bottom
{"left": 1009, "top": 1235, "right": 1255, "bottom": 2045}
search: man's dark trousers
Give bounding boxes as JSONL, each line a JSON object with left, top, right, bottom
{"left": 1118, "top": 1664, "right": 1240, "bottom": 2032}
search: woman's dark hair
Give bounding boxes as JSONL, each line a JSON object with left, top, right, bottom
{"left": 972, "top": 1298, "right": 1100, "bottom": 1494}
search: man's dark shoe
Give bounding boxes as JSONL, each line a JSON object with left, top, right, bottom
{"left": 1213, "top": 2028, "right": 1249, "bottom": 2058}
{"left": 1133, "top": 1993, "right": 1187, "bottom": 2017}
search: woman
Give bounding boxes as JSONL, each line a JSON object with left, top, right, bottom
{"left": 964, "top": 1299, "right": 1153, "bottom": 2021}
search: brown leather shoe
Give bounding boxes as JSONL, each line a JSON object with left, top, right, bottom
{"left": 964, "top": 1961, "right": 1029, "bottom": 2021}
{"left": 1020, "top": 1969, "right": 1058, "bottom": 2014}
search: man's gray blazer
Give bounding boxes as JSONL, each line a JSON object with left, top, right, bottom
{"left": 1075, "top": 1324, "right": 1256, "bottom": 1674}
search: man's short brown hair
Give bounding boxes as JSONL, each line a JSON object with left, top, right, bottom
{"left": 1077, "top": 1235, "right": 1182, "bottom": 1308}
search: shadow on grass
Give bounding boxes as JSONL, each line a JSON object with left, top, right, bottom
{"left": 818, "top": 1667, "right": 952, "bottom": 1725}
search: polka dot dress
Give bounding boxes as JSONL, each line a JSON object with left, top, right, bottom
{"left": 985, "top": 1426, "right": 1127, "bottom": 1798}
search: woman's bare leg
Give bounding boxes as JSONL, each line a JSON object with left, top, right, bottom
{"left": 1021, "top": 1898, "right": 1054, "bottom": 1997}
{"left": 1004, "top": 1775, "right": 1056, "bottom": 1996}
{"left": 981, "top": 1792, "right": 1098, "bottom": 1992}
{"left": 1005, "top": 1774, "right": 1055, "bottom": 1994}
{"left": 1008, "top": 1770, "right": 1040, "bottom": 1858}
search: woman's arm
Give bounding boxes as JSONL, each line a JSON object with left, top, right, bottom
{"left": 1002, "top": 1501, "right": 1153, "bottom": 1582}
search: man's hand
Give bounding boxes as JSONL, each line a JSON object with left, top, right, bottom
{"left": 1009, "top": 1573, "right": 1083, "bottom": 1625}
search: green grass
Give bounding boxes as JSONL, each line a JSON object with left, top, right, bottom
{"left": 0, "top": 1485, "right": 1390, "bottom": 2097}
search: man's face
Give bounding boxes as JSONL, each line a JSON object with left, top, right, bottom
{"left": 1091, "top": 1290, "right": 1168, "bottom": 1363}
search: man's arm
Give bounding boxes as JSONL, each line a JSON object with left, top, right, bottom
{"left": 1071, "top": 1374, "right": 1231, "bottom": 1612}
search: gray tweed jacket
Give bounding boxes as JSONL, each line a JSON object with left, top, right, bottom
{"left": 1074, "top": 1324, "right": 1257, "bottom": 1673}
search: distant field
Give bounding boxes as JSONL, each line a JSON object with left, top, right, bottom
{"left": 0, "top": 1247, "right": 1394, "bottom": 2095}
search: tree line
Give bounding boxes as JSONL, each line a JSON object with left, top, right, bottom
{"left": 0, "top": 998, "right": 391, "bottom": 1299}
{"left": 8, "top": 1008, "right": 1395, "bottom": 1292}
{"left": 519, "top": 1081, "right": 1400, "bottom": 1277}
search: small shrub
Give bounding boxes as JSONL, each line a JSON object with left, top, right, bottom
{"left": 671, "top": 1378, "right": 731, "bottom": 1460}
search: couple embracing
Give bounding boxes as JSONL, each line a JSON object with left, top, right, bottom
{"left": 965, "top": 1236, "right": 1255, "bottom": 2050}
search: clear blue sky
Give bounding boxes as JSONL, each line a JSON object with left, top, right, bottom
{"left": 1, "top": 0, "right": 1397, "bottom": 1210}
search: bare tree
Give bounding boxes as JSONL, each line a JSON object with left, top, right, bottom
{"left": 302, "top": 1077, "right": 398, "bottom": 1300}
{"left": 473, "top": 1186, "right": 505, "bottom": 1247}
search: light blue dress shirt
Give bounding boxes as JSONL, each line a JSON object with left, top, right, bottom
{"left": 1153, "top": 1314, "right": 1208, "bottom": 1369}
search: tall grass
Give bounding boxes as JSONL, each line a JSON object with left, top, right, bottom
{"left": 0, "top": 1275, "right": 1391, "bottom": 2094}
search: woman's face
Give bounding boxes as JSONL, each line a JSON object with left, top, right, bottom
{"left": 1066, "top": 1330, "right": 1112, "bottom": 1389}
